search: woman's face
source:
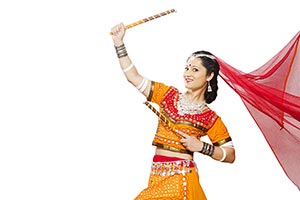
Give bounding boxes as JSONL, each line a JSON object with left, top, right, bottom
{"left": 183, "top": 57, "right": 210, "bottom": 91}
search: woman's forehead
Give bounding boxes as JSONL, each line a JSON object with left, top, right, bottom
{"left": 187, "top": 56, "right": 202, "bottom": 66}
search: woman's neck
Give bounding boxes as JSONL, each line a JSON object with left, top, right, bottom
{"left": 184, "top": 90, "right": 205, "bottom": 104}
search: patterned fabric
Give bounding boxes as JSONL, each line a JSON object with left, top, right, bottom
{"left": 135, "top": 157, "right": 206, "bottom": 200}
{"left": 136, "top": 82, "right": 232, "bottom": 199}
{"left": 147, "top": 81, "right": 232, "bottom": 154}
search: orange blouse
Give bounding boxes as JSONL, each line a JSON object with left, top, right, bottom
{"left": 147, "top": 81, "right": 232, "bottom": 154}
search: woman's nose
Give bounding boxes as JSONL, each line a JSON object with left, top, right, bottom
{"left": 184, "top": 69, "right": 191, "bottom": 76}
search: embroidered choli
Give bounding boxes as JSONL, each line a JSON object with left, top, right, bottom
{"left": 147, "top": 81, "right": 232, "bottom": 154}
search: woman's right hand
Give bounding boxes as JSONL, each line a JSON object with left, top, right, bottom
{"left": 110, "top": 23, "right": 126, "bottom": 46}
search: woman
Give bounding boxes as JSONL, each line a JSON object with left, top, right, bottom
{"left": 110, "top": 23, "right": 235, "bottom": 200}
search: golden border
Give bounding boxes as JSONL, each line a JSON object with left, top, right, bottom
{"left": 147, "top": 80, "right": 155, "bottom": 101}
{"left": 213, "top": 137, "right": 232, "bottom": 146}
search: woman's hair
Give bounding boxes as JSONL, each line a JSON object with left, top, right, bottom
{"left": 189, "top": 50, "right": 220, "bottom": 104}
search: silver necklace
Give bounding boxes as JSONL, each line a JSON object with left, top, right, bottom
{"left": 177, "top": 94, "right": 206, "bottom": 116}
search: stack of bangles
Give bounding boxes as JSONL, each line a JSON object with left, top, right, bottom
{"left": 199, "top": 142, "right": 227, "bottom": 162}
{"left": 115, "top": 44, "right": 127, "bottom": 58}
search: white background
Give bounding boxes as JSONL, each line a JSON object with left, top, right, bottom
{"left": 0, "top": 0, "right": 299, "bottom": 199}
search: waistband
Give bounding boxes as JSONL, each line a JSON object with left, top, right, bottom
{"left": 151, "top": 155, "right": 196, "bottom": 176}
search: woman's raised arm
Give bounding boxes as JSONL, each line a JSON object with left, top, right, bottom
{"left": 110, "top": 23, "right": 151, "bottom": 98}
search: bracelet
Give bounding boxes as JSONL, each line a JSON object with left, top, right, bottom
{"left": 136, "top": 77, "right": 149, "bottom": 93}
{"left": 139, "top": 79, "right": 149, "bottom": 93}
{"left": 137, "top": 78, "right": 145, "bottom": 90}
{"left": 114, "top": 44, "right": 128, "bottom": 58}
{"left": 123, "top": 63, "right": 134, "bottom": 72}
{"left": 199, "top": 142, "right": 215, "bottom": 156}
{"left": 115, "top": 44, "right": 125, "bottom": 50}
{"left": 219, "top": 147, "right": 227, "bottom": 162}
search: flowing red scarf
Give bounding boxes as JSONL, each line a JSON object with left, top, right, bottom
{"left": 216, "top": 31, "right": 300, "bottom": 189}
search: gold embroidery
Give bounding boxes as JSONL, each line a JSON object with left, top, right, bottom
{"left": 213, "top": 137, "right": 232, "bottom": 146}
{"left": 147, "top": 81, "right": 154, "bottom": 101}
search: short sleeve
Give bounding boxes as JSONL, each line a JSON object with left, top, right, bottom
{"left": 206, "top": 117, "right": 232, "bottom": 146}
{"left": 147, "top": 81, "right": 171, "bottom": 105}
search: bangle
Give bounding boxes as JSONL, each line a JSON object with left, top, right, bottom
{"left": 117, "top": 51, "right": 128, "bottom": 58}
{"left": 137, "top": 78, "right": 146, "bottom": 90}
{"left": 219, "top": 147, "right": 227, "bottom": 162}
{"left": 199, "top": 142, "right": 207, "bottom": 154}
{"left": 139, "top": 79, "right": 149, "bottom": 93}
{"left": 208, "top": 144, "right": 215, "bottom": 156}
{"left": 136, "top": 77, "right": 149, "bottom": 93}
{"left": 199, "top": 142, "right": 215, "bottom": 157}
{"left": 123, "top": 63, "right": 134, "bottom": 72}
{"left": 114, "top": 44, "right": 128, "bottom": 58}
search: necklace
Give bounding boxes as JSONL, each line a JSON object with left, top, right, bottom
{"left": 177, "top": 94, "right": 206, "bottom": 115}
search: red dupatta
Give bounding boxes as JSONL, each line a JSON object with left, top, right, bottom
{"left": 216, "top": 31, "right": 300, "bottom": 189}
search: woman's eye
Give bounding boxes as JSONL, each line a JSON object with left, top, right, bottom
{"left": 192, "top": 68, "right": 199, "bottom": 72}
{"left": 185, "top": 66, "right": 189, "bottom": 71}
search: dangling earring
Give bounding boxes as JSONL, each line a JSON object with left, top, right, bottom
{"left": 207, "top": 81, "right": 212, "bottom": 92}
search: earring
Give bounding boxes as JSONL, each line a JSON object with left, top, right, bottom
{"left": 207, "top": 81, "right": 212, "bottom": 92}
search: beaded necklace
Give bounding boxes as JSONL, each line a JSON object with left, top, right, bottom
{"left": 177, "top": 93, "right": 206, "bottom": 116}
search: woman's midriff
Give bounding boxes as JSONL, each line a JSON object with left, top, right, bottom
{"left": 155, "top": 147, "right": 194, "bottom": 160}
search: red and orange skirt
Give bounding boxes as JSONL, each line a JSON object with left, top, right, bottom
{"left": 134, "top": 155, "right": 207, "bottom": 200}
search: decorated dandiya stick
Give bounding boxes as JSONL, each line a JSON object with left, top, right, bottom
{"left": 144, "top": 101, "right": 184, "bottom": 138}
{"left": 110, "top": 9, "right": 176, "bottom": 35}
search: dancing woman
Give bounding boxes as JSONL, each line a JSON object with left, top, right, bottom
{"left": 110, "top": 22, "right": 235, "bottom": 200}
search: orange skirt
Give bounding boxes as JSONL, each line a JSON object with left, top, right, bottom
{"left": 134, "top": 156, "right": 207, "bottom": 200}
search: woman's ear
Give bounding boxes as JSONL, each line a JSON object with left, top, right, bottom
{"left": 207, "top": 72, "right": 214, "bottom": 82}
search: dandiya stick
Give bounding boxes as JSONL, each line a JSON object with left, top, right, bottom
{"left": 110, "top": 9, "right": 176, "bottom": 35}
{"left": 144, "top": 101, "right": 184, "bottom": 138}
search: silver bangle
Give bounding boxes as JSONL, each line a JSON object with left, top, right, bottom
{"left": 137, "top": 78, "right": 146, "bottom": 90}
{"left": 136, "top": 77, "right": 149, "bottom": 93}
{"left": 219, "top": 147, "right": 227, "bottom": 162}
{"left": 123, "top": 63, "right": 134, "bottom": 72}
{"left": 115, "top": 44, "right": 128, "bottom": 58}
{"left": 139, "top": 78, "right": 149, "bottom": 93}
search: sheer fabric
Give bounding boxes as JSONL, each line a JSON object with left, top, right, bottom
{"left": 216, "top": 31, "right": 300, "bottom": 189}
